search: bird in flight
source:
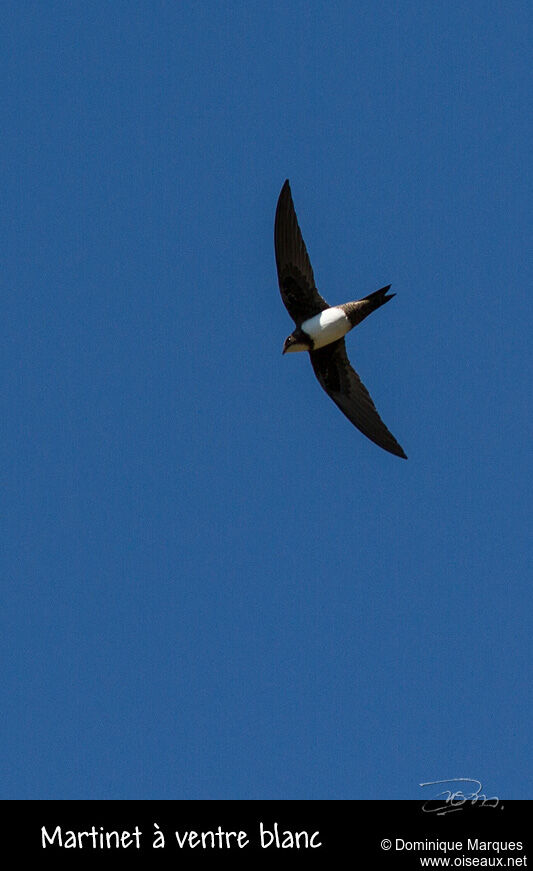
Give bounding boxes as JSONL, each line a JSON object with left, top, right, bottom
{"left": 274, "top": 179, "right": 407, "bottom": 459}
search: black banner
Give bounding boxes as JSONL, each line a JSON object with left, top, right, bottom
{"left": 4, "top": 799, "right": 531, "bottom": 867}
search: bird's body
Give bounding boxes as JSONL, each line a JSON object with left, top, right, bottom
{"left": 274, "top": 179, "right": 407, "bottom": 459}
{"left": 285, "top": 306, "right": 352, "bottom": 352}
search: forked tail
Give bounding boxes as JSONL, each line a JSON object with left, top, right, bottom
{"left": 341, "top": 285, "right": 396, "bottom": 327}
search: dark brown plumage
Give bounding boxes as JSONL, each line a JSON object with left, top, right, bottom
{"left": 274, "top": 179, "right": 329, "bottom": 324}
{"left": 275, "top": 179, "right": 407, "bottom": 459}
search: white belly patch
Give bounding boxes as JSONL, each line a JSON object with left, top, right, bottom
{"left": 301, "top": 307, "right": 351, "bottom": 349}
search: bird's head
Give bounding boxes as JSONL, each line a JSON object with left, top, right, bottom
{"left": 282, "top": 331, "right": 311, "bottom": 354}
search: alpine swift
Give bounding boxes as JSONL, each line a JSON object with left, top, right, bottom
{"left": 275, "top": 179, "right": 407, "bottom": 459}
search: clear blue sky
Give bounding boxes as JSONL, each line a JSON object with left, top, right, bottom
{"left": 2, "top": 1, "right": 531, "bottom": 800}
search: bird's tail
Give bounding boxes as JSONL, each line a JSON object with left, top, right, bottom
{"left": 343, "top": 285, "right": 396, "bottom": 327}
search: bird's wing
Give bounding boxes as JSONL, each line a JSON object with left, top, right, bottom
{"left": 274, "top": 180, "right": 330, "bottom": 324}
{"left": 310, "top": 339, "right": 407, "bottom": 458}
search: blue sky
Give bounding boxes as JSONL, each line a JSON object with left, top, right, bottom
{"left": 2, "top": 1, "right": 531, "bottom": 800}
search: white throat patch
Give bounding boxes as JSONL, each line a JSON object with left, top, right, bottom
{"left": 301, "top": 307, "right": 351, "bottom": 350}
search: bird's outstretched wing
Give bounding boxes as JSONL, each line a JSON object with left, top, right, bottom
{"left": 310, "top": 339, "right": 407, "bottom": 458}
{"left": 274, "top": 180, "right": 330, "bottom": 324}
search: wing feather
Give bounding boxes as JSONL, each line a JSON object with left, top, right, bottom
{"left": 310, "top": 340, "right": 407, "bottom": 458}
{"left": 274, "top": 180, "right": 329, "bottom": 324}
